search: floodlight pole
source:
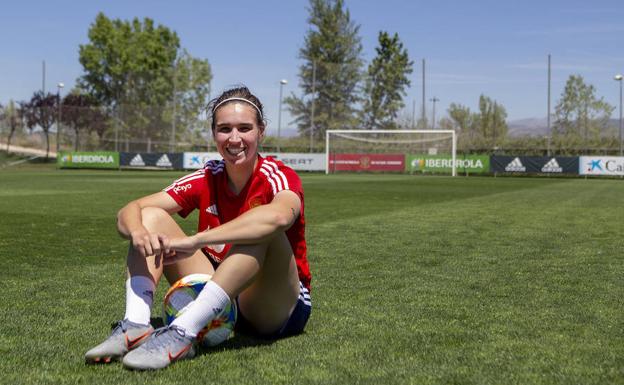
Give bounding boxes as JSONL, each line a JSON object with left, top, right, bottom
{"left": 56, "top": 82, "right": 64, "bottom": 155}
{"left": 615, "top": 74, "right": 623, "bottom": 156}
{"left": 429, "top": 97, "right": 439, "bottom": 129}
{"left": 278, "top": 79, "right": 287, "bottom": 152}
{"left": 547, "top": 54, "right": 551, "bottom": 156}
{"left": 170, "top": 65, "right": 177, "bottom": 153}
{"left": 421, "top": 59, "right": 426, "bottom": 126}
{"left": 310, "top": 61, "right": 317, "bottom": 153}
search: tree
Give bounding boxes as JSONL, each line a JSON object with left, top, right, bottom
{"left": 554, "top": 75, "right": 614, "bottom": 153}
{"left": 447, "top": 103, "right": 473, "bottom": 133}
{"left": 78, "top": 13, "right": 179, "bottom": 141}
{"left": 88, "top": 107, "right": 109, "bottom": 144}
{"left": 360, "top": 31, "right": 413, "bottom": 130}
{"left": 61, "top": 91, "right": 100, "bottom": 150}
{"left": 476, "top": 95, "right": 508, "bottom": 147}
{"left": 2, "top": 100, "right": 23, "bottom": 151}
{"left": 446, "top": 96, "right": 507, "bottom": 152}
{"left": 169, "top": 49, "right": 212, "bottom": 146}
{"left": 22, "top": 92, "right": 57, "bottom": 159}
{"left": 285, "top": 0, "right": 364, "bottom": 142}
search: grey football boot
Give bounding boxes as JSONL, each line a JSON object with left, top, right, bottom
{"left": 85, "top": 319, "right": 154, "bottom": 364}
{"left": 122, "top": 325, "right": 197, "bottom": 370}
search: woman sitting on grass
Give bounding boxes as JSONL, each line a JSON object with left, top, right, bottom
{"left": 85, "top": 86, "right": 312, "bottom": 370}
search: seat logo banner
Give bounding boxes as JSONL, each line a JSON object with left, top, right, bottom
{"left": 328, "top": 153, "right": 405, "bottom": 172}
{"left": 58, "top": 151, "right": 119, "bottom": 169}
{"left": 261, "top": 153, "right": 326, "bottom": 171}
{"left": 120, "top": 153, "right": 183, "bottom": 169}
{"left": 579, "top": 156, "right": 624, "bottom": 176}
{"left": 491, "top": 156, "right": 578, "bottom": 174}
{"left": 407, "top": 154, "right": 489, "bottom": 173}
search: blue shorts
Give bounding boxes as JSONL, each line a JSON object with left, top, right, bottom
{"left": 235, "top": 282, "right": 311, "bottom": 340}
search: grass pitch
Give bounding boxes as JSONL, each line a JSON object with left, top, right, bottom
{"left": 0, "top": 167, "right": 622, "bottom": 384}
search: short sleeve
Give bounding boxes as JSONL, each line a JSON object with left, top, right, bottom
{"left": 163, "top": 170, "right": 206, "bottom": 218}
{"left": 260, "top": 158, "right": 303, "bottom": 201}
{"left": 280, "top": 166, "right": 303, "bottom": 200}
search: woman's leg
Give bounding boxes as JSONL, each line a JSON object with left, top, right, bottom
{"left": 212, "top": 232, "right": 300, "bottom": 334}
{"left": 127, "top": 207, "right": 215, "bottom": 285}
{"left": 85, "top": 207, "right": 214, "bottom": 363}
{"left": 121, "top": 231, "right": 302, "bottom": 370}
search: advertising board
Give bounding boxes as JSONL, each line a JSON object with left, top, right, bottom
{"left": 183, "top": 152, "right": 326, "bottom": 171}
{"left": 328, "top": 153, "right": 405, "bottom": 172}
{"left": 57, "top": 151, "right": 119, "bottom": 169}
{"left": 491, "top": 156, "right": 579, "bottom": 174}
{"left": 120, "top": 153, "right": 183, "bottom": 169}
{"left": 406, "top": 154, "right": 489, "bottom": 174}
{"left": 579, "top": 156, "right": 624, "bottom": 176}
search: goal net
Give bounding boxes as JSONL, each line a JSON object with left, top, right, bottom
{"left": 325, "top": 129, "right": 457, "bottom": 176}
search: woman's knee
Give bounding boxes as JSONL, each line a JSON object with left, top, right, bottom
{"left": 140, "top": 207, "right": 172, "bottom": 230}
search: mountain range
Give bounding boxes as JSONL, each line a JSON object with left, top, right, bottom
{"left": 507, "top": 118, "right": 621, "bottom": 137}
{"left": 270, "top": 119, "right": 621, "bottom": 138}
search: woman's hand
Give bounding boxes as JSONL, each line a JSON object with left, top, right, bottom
{"left": 130, "top": 228, "right": 170, "bottom": 258}
{"left": 165, "top": 234, "right": 201, "bottom": 265}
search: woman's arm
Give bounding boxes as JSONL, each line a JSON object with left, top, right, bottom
{"left": 117, "top": 191, "right": 182, "bottom": 257}
{"left": 169, "top": 190, "right": 301, "bottom": 254}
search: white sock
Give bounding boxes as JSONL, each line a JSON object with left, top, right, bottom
{"left": 171, "top": 280, "right": 231, "bottom": 337}
{"left": 124, "top": 276, "right": 155, "bottom": 325}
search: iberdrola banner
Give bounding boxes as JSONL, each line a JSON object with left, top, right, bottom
{"left": 406, "top": 154, "right": 490, "bottom": 174}
{"left": 57, "top": 151, "right": 119, "bottom": 169}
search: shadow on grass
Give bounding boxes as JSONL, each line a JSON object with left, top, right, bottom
{"left": 149, "top": 317, "right": 307, "bottom": 354}
{"left": 150, "top": 317, "right": 275, "bottom": 352}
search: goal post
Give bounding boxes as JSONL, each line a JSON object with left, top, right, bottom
{"left": 325, "top": 129, "right": 457, "bottom": 176}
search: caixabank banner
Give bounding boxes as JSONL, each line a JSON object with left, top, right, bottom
{"left": 406, "top": 154, "right": 489, "bottom": 174}
{"left": 491, "top": 156, "right": 578, "bottom": 174}
{"left": 58, "top": 151, "right": 119, "bottom": 169}
{"left": 579, "top": 156, "right": 624, "bottom": 176}
{"left": 120, "top": 152, "right": 183, "bottom": 169}
{"left": 183, "top": 152, "right": 223, "bottom": 169}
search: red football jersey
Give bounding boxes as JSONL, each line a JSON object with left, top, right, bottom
{"left": 164, "top": 155, "right": 311, "bottom": 290}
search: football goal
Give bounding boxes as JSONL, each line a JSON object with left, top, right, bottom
{"left": 325, "top": 129, "right": 457, "bottom": 176}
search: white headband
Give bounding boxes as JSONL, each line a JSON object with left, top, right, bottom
{"left": 212, "top": 97, "right": 263, "bottom": 119}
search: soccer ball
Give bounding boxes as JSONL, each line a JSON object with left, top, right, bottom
{"left": 163, "top": 273, "right": 237, "bottom": 347}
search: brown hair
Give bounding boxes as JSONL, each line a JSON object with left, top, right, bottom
{"left": 209, "top": 86, "right": 265, "bottom": 131}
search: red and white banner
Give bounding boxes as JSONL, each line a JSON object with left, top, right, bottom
{"left": 329, "top": 153, "right": 405, "bottom": 172}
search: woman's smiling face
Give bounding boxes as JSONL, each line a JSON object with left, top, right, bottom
{"left": 213, "top": 102, "right": 264, "bottom": 169}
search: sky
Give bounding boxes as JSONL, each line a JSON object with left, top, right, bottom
{"left": 1, "top": 0, "right": 624, "bottom": 134}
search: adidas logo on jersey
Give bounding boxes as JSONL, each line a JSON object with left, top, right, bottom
{"left": 130, "top": 154, "right": 145, "bottom": 166}
{"left": 541, "top": 158, "right": 562, "bottom": 173}
{"left": 156, "top": 154, "right": 173, "bottom": 168}
{"left": 205, "top": 204, "right": 218, "bottom": 216}
{"left": 505, "top": 157, "right": 526, "bottom": 172}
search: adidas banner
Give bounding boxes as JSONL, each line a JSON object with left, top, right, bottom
{"left": 120, "top": 153, "right": 183, "bottom": 169}
{"left": 491, "top": 156, "right": 579, "bottom": 174}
